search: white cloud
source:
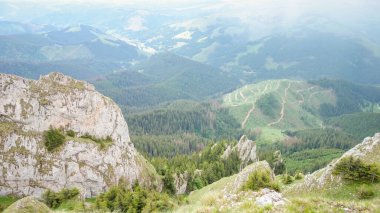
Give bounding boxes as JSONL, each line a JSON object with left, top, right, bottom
{"left": 170, "top": 42, "right": 188, "bottom": 50}
{"left": 173, "top": 31, "right": 193, "bottom": 40}
{"left": 197, "top": 37, "right": 207, "bottom": 43}
{"left": 125, "top": 16, "right": 147, "bottom": 32}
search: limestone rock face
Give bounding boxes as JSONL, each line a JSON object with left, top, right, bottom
{"left": 295, "top": 133, "right": 380, "bottom": 190}
{"left": 174, "top": 172, "right": 189, "bottom": 195}
{"left": 0, "top": 73, "right": 161, "bottom": 198}
{"left": 218, "top": 161, "right": 287, "bottom": 211}
{"left": 255, "top": 188, "right": 287, "bottom": 207}
{"left": 222, "top": 135, "right": 257, "bottom": 164}
{"left": 229, "top": 161, "right": 273, "bottom": 193}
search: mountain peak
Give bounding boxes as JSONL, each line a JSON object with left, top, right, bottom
{"left": 0, "top": 73, "right": 161, "bottom": 197}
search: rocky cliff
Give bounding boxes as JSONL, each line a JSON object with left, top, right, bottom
{"left": 293, "top": 133, "right": 380, "bottom": 190}
{"left": 0, "top": 72, "right": 161, "bottom": 198}
{"left": 222, "top": 135, "right": 257, "bottom": 165}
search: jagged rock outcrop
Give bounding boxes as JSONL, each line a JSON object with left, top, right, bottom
{"left": 293, "top": 133, "right": 380, "bottom": 190}
{"left": 222, "top": 135, "right": 257, "bottom": 165}
{"left": 0, "top": 72, "right": 161, "bottom": 198}
{"left": 228, "top": 161, "right": 273, "bottom": 193}
{"left": 3, "top": 196, "right": 51, "bottom": 213}
{"left": 174, "top": 172, "right": 189, "bottom": 195}
{"left": 219, "top": 161, "right": 287, "bottom": 210}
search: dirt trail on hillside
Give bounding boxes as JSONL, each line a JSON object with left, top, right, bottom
{"left": 239, "top": 87, "right": 247, "bottom": 102}
{"left": 241, "top": 83, "right": 271, "bottom": 128}
{"left": 295, "top": 89, "right": 304, "bottom": 104}
{"left": 268, "top": 82, "right": 291, "bottom": 127}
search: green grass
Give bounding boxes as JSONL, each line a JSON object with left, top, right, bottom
{"left": 223, "top": 79, "right": 335, "bottom": 131}
{"left": 284, "top": 148, "right": 344, "bottom": 174}
{"left": 54, "top": 199, "right": 86, "bottom": 212}
{"left": 175, "top": 175, "right": 233, "bottom": 212}
{"left": 284, "top": 182, "right": 380, "bottom": 212}
{"left": 255, "top": 128, "right": 284, "bottom": 145}
{"left": 0, "top": 196, "right": 19, "bottom": 212}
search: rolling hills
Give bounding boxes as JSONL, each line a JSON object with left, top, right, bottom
{"left": 93, "top": 53, "right": 240, "bottom": 107}
{"left": 0, "top": 25, "right": 143, "bottom": 80}
{"left": 222, "top": 79, "right": 336, "bottom": 130}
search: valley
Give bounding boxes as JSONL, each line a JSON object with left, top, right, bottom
{"left": 1, "top": 1, "right": 380, "bottom": 212}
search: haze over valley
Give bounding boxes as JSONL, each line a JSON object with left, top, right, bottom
{"left": 0, "top": 0, "right": 380, "bottom": 212}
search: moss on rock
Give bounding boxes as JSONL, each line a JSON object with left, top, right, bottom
{"left": 3, "top": 196, "right": 51, "bottom": 213}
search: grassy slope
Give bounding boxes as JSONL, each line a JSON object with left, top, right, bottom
{"left": 0, "top": 196, "right": 18, "bottom": 212}
{"left": 222, "top": 79, "right": 337, "bottom": 153}
{"left": 222, "top": 79, "right": 336, "bottom": 131}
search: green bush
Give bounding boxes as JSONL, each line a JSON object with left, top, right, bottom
{"left": 243, "top": 168, "right": 280, "bottom": 192}
{"left": 356, "top": 185, "right": 375, "bottom": 199}
{"left": 256, "top": 93, "right": 280, "bottom": 118}
{"left": 80, "top": 133, "right": 113, "bottom": 148}
{"left": 44, "top": 127, "right": 66, "bottom": 151}
{"left": 66, "top": 130, "right": 76, "bottom": 137}
{"left": 96, "top": 182, "right": 174, "bottom": 212}
{"left": 333, "top": 156, "right": 380, "bottom": 183}
{"left": 294, "top": 172, "right": 304, "bottom": 180}
{"left": 42, "top": 188, "right": 80, "bottom": 209}
{"left": 282, "top": 173, "right": 294, "bottom": 184}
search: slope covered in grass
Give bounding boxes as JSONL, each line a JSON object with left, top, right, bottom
{"left": 222, "top": 79, "right": 336, "bottom": 130}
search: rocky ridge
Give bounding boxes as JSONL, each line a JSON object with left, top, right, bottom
{"left": 222, "top": 135, "right": 257, "bottom": 165}
{"left": 293, "top": 133, "right": 380, "bottom": 190}
{"left": 0, "top": 72, "right": 160, "bottom": 198}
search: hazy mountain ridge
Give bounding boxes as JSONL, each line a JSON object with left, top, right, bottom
{"left": 94, "top": 53, "right": 240, "bottom": 107}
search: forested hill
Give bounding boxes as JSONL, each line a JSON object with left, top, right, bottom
{"left": 93, "top": 53, "right": 240, "bottom": 107}
{"left": 222, "top": 79, "right": 380, "bottom": 131}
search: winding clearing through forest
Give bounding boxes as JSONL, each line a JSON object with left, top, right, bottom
{"left": 268, "top": 82, "right": 291, "bottom": 127}
{"left": 241, "top": 82, "right": 274, "bottom": 128}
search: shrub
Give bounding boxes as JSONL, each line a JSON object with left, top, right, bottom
{"left": 80, "top": 133, "right": 113, "bottom": 148}
{"left": 294, "top": 172, "right": 304, "bottom": 180}
{"left": 44, "top": 127, "right": 65, "bottom": 151}
{"left": 282, "top": 173, "right": 294, "bottom": 184}
{"left": 357, "top": 185, "right": 375, "bottom": 199}
{"left": 96, "top": 182, "right": 174, "bottom": 212}
{"left": 66, "top": 130, "right": 76, "bottom": 137}
{"left": 42, "top": 188, "right": 80, "bottom": 209}
{"left": 333, "top": 156, "right": 380, "bottom": 183}
{"left": 163, "top": 171, "right": 176, "bottom": 194}
{"left": 243, "top": 168, "right": 280, "bottom": 192}
{"left": 256, "top": 93, "right": 280, "bottom": 118}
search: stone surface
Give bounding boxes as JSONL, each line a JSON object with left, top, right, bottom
{"left": 229, "top": 161, "right": 273, "bottom": 193}
{"left": 0, "top": 72, "right": 161, "bottom": 198}
{"left": 174, "top": 172, "right": 189, "bottom": 195}
{"left": 3, "top": 196, "right": 51, "bottom": 213}
{"left": 222, "top": 135, "right": 257, "bottom": 165}
{"left": 255, "top": 188, "right": 287, "bottom": 207}
{"left": 295, "top": 133, "right": 380, "bottom": 190}
{"left": 218, "top": 161, "right": 287, "bottom": 210}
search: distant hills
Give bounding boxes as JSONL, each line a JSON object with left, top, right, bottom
{"left": 0, "top": 24, "right": 143, "bottom": 79}
{"left": 222, "top": 79, "right": 380, "bottom": 131}
{"left": 93, "top": 53, "right": 240, "bottom": 107}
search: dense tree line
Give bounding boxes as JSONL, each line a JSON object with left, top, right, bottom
{"left": 326, "top": 112, "right": 380, "bottom": 140}
{"left": 127, "top": 102, "right": 241, "bottom": 140}
{"left": 256, "top": 93, "right": 281, "bottom": 118}
{"left": 132, "top": 134, "right": 212, "bottom": 158}
{"left": 96, "top": 182, "right": 175, "bottom": 212}
{"left": 282, "top": 128, "right": 357, "bottom": 153}
{"left": 310, "top": 79, "right": 380, "bottom": 117}
{"left": 258, "top": 128, "right": 360, "bottom": 174}
{"left": 150, "top": 140, "right": 241, "bottom": 193}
